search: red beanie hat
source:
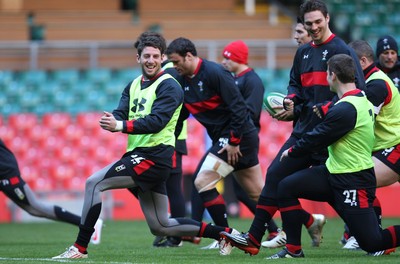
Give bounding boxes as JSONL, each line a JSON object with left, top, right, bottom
{"left": 222, "top": 40, "right": 248, "bottom": 64}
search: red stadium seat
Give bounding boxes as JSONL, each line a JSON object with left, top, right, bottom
{"left": 22, "top": 148, "right": 44, "bottom": 167}
{"left": 61, "top": 123, "right": 85, "bottom": 144}
{"left": 186, "top": 117, "right": 205, "bottom": 137}
{"left": 0, "top": 126, "right": 16, "bottom": 146}
{"left": 42, "top": 112, "right": 72, "bottom": 126}
{"left": 49, "top": 164, "right": 75, "bottom": 190}
{"left": 7, "top": 136, "right": 31, "bottom": 160}
{"left": 33, "top": 176, "right": 55, "bottom": 192}
{"left": 182, "top": 155, "right": 200, "bottom": 175}
{"left": 64, "top": 175, "right": 86, "bottom": 192}
{"left": 26, "top": 124, "right": 51, "bottom": 146}
{"left": 76, "top": 112, "right": 103, "bottom": 135}
{"left": 42, "top": 112, "right": 73, "bottom": 134}
{"left": 23, "top": 161, "right": 55, "bottom": 192}
{"left": 186, "top": 117, "right": 206, "bottom": 159}
{"left": 39, "top": 135, "right": 65, "bottom": 155}
{"left": 76, "top": 135, "right": 98, "bottom": 157}
{"left": 97, "top": 132, "right": 128, "bottom": 155}
{"left": 97, "top": 128, "right": 115, "bottom": 145}
{"left": 7, "top": 113, "right": 38, "bottom": 135}
{"left": 75, "top": 158, "right": 97, "bottom": 178}
{"left": 20, "top": 165, "right": 41, "bottom": 190}
{"left": 54, "top": 145, "right": 80, "bottom": 165}
{"left": 91, "top": 145, "right": 119, "bottom": 166}
{"left": 36, "top": 157, "right": 56, "bottom": 178}
{"left": 113, "top": 133, "right": 128, "bottom": 151}
{"left": 259, "top": 112, "right": 271, "bottom": 136}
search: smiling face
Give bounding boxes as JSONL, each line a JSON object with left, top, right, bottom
{"left": 303, "top": 10, "right": 330, "bottom": 45}
{"left": 137, "top": 46, "right": 163, "bottom": 79}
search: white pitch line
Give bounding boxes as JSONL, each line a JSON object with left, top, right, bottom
{"left": 0, "top": 257, "right": 133, "bottom": 264}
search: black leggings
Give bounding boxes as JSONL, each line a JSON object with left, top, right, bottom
{"left": 278, "top": 165, "right": 400, "bottom": 252}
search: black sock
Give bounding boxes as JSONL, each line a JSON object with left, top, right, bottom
{"left": 54, "top": 206, "right": 80, "bottom": 226}
{"left": 200, "top": 188, "right": 228, "bottom": 227}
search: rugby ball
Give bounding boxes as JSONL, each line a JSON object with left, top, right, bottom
{"left": 263, "top": 92, "right": 285, "bottom": 115}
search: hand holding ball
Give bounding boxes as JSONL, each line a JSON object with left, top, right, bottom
{"left": 263, "top": 92, "right": 285, "bottom": 115}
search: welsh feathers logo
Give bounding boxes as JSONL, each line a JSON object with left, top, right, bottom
{"left": 322, "top": 50, "right": 328, "bottom": 61}
{"left": 130, "top": 154, "right": 145, "bottom": 165}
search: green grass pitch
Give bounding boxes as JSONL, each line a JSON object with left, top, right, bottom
{"left": 0, "top": 217, "right": 398, "bottom": 263}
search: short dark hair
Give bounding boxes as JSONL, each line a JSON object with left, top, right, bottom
{"left": 327, "top": 54, "right": 355, "bottom": 84}
{"left": 134, "top": 31, "right": 166, "bottom": 56}
{"left": 166, "top": 37, "right": 198, "bottom": 57}
{"left": 299, "top": 0, "right": 329, "bottom": 21}
{"left": 296, "top": 16, "right": 304, "bottom": 24}
{"left": 348, "top": 40, "right": 374, "bottom": 61}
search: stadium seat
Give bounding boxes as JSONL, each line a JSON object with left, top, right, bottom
{"left": 276, "top": 68, "right": 291, "bottom": 79}
{"left": 104, "top": 78, "right": 126, "bottom": 96}
{"left": 0, "top": 126, "right": 16, "bottom": 147}
{"left": 75, "top": 158, "right": 96, "bottom": 178}
{"left": 182, "top": 155, "right": 199, "bottom": 175}
{"left": 18, "top": 90, "right": 42, "bottom": 112}
{"left": 75, "top": 158, "right": 104, "bottom": 178}
{"left": 186, "top": 117, "right": 206, "bottom": 159}
{"left": 64, "top": 175, "right": 86, "bottom": 192}
{"left": 68, "top": 103, "right": 92, "bottom": 117}
{"left": 36, "top": 157, "right": 55, "bottom": 178}
{"left": 112, "top": 68, "right": 141, "bottom": 84}
{"left": 85, "top": 144, "right": 119, "bottom": 167}
{"left": 109, "top": 133, "right": 128, "bottom": 153}
{"left": 62, "top": 123, "right": 85, "bottom": 144}
{"left": 83, "top": 68, "right": 112, "bottom": 83}
{"left": 384, "top": 13, "right": 400, "bottom": 26}
{"left": 264, "top": 77, "right": 288, "bottom": 95}
{"left": 26, "top": 124, "right": 52, "bottom": 146}
{"left": 186, "top": 117, "right": 205, "bottom": 136}
{"left": 42, "top": 112, "right": 73, "bottom": 132}
{"left": 33, "top": 175, "right": 55, "bottom": 192}
{"left": 0, "top": 70, "right": 14, "bottom": 85}
{"left": 7, "top": 136, "right": 31, "bottom": 160}
{"left": 1, "top": 103, "right": 22, "bottom": 117}
{"left": 77, "top": 133, "right": 98, "bottom": 147}
{"left": 54, "top": 145, "right": 80, "bottom": 165}
{"left": 36, "top": 80, "right": 61, "bottom": 97}
{"left": 84, "top": 89, "right": 109, "bottom": 110}
{"left": 263, "top": 141, "right": 282, "bottom": 162}
{"left": 259, "top": 112, "right": 271, "bottom": 136}
{"left": 20, "top": 165, "right": 41, "bottom": 190}
{"left": 7, "top": 113, "right": 38, "bottom": 134}
{"left": 21, "top": 148, "right": 44, "bottom": 167}
{"left": 39, "top": 135, "right": 65, "bottom": 156}
{"left": 186, "top": 136, "right": 205, "bottom": 159}
{"left": 0, "top": 92, "right": 6, "bottom": 112}
{"left": 16, "top": 70, "right": 47, "bottom": 85}
{"left": 51, "top": 90, "right": 76, "bottom": 112}
{"left": 76, "top": 112, "right": 103, "bottom": 134}
{"left": 49, "top": 164, "right": 75, "bottom": 190}
{"left": 254, "top": 68, "right": 275, "bottom": 85}
{"left": 50, "top": 69, "right": 80, "bottom": 85}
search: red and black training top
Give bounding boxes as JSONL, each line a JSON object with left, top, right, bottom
{"left": 287, "top": 34, "right": 365, "bottom": 139}
{"left": 175, "top": 58, "right": 256, "bottom": 146}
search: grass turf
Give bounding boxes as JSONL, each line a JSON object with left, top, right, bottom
{"left": 0, "top": 217, "right": 398, "bottom": 263}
